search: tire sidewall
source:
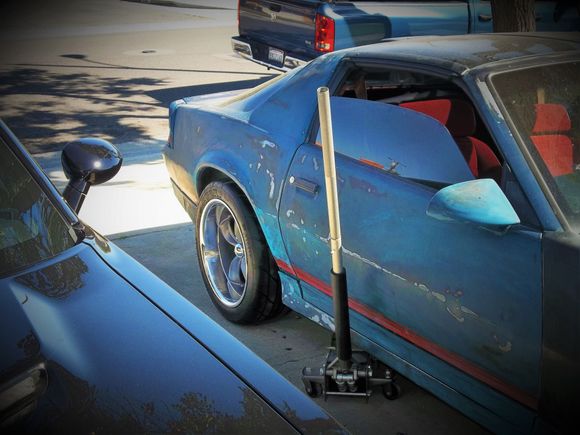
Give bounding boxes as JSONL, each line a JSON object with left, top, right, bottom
{"left": 195, "top": 181, "right": 268, "bottom": 323}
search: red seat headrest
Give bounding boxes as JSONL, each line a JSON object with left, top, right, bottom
{"left": 400, "top": 99, "right": 476, "bottom": 137}
{"left": 533, "top": 103, "right": 571, "bottom": 134}
{"left": 531, "top": 135, "right": 573, "bottom": 177}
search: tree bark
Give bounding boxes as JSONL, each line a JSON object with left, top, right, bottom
{"left": 490, "top": 0, "right": 536, "bottom": 32}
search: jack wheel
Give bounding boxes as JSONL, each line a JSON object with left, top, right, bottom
{"left": 382, "top": 382, "right": 401, "bottom": 400}
{"left": 305, "top": 382, "right": 323, "bottom": 398}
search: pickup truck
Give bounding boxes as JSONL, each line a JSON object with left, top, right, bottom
{"left": 232, "top": 0, "right": 580, "bottom": 71}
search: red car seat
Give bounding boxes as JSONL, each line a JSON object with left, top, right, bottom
{"left": 400, "top": 99, "right": 502, "bottom": 183}
{"left": 530, "top": 103, "right": 574, "bottom": 177}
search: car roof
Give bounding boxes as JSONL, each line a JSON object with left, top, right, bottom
{"left": 345, "top": 32, "right": 580, "bottom": 74}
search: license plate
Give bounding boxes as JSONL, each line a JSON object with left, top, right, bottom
{"left": 268, "top": 47, "right": 284, "bottom": 64}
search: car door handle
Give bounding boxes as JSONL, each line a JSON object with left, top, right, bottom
{"left": 289, "top": 176, "right": 319, "bottom": 195}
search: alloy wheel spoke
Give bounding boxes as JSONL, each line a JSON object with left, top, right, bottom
{"left": 202, "top": 199, "right": 247, "bottom": 307}
{"left": 228, "top": 281, "right": 244, "bottom": 301}
{"left": 233, "top": 224, "right": 242, "bottom": 244}
{"left": 227, "top": 256, "right": 244, "bottom": 286}
{"left": 218, "top": 215, "right": 238, "bottom": 246}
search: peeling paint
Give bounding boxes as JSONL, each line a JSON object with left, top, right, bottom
{"left": 342, "top": 245, "right": 407, "bottom": 284}
{"left": 291, "top": 224, "right": 300, "bottom": 230}
{"left": 446, "top": 303, "right": 465, "bottom": 322}
{"left": 416, "top": 283, "right": 430, "bottom": 293}
{"left": 266, "top": 169, "right": 275, "bottom": 199}
{"left": 493, "top": 334, "right": 513, "bottom": 353}
{"left": 499, "top": 341, "right": 512, "bottom": 353}
{"left": 309, "top": 314, "right": 335, "bottom": 331}
{"left": 432, "top": 292, "right": 446, "bottom": 303}
{"left": 249, "top": 163, "right": 253, "bottom": 169}
{"left": 320, "top": 312, "right": 335, "bottom": 329}
{"left": 261, "top": 140, "right": 277, "bottom": 149}
{"left": 300, "top": 218, "right": 304, "bottom": 225}
{"left": 313, "top": 157, "right": 319, "bottom": 171}
{"left": 461, "top": 306, "right": 478, "bottom": 317}
{"left": 256, "top": 162, "right": 262, "bottom": 172}
{"left": 300, "top": 154, "right": 307, "bottom": 164}
{"left": 286, "top": 209, "right": 295, "bottom": 218}
{"left": 319, "top": 237, "right": 484, "bottom": 325}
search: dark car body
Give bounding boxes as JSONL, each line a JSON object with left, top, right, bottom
{"left": 165, "top": 33, "right": 580, "bottom": 433}
{"left": 0, "top": 121, "right": 344, "bottom": 433}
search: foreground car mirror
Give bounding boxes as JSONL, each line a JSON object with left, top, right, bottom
{"left": 427, "top": 179, "right": 520, "bottom": 229}
{"left": 61, "top": 138, "right": 122, "bottom": 213}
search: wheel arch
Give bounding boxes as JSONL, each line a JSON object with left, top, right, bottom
{"left": 196, "top": 165, "right": 257, "bottom": 216}
{"left": 194, "top": 163, "right": 291, "bottom": 265}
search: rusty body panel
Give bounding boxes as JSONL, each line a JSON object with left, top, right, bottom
{"left": 164, "top": 33, "right": 580, "bottom": 434}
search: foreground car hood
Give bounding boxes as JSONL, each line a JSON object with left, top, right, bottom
{"left": 81, "top": 228, "right": 344, "bottom": 433}
{"left": 0, "top": 239, "right": 338, "bottom": 433}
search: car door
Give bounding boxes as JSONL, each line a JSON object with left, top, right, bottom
{"left": 279, "top": 96, "right": 542, "bottom": 409}
{"left": 471, "top": 0, "right": 580, "bottom": 33}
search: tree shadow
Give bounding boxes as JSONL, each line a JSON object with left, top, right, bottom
{"left": 0, "top": 54, "right": 275, "bottom": 154}
{"left": 0, "top": 67, "right": 169, "bottom": 153}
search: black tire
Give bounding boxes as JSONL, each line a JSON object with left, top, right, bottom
{"left": 305, "top": 382, "right": 323, "bottom": 398}
{"left": 195, "top": 181, "right": 283, "bottom": 324}
{"left": 382, "top": 382, "right": 401, "bottom": 400}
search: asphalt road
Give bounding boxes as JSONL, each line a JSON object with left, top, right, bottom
{"left": 1, "top": 1, "right": 489, "bottom": 433}
{"left": 0, "top": 0, "right": 275, "bottom": 153}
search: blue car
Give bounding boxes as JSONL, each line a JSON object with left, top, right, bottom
{"left": 0, "top": 120, "right": 344, "bottom": 433}
{"left": 164, "top": 33, "right": 580, "bottom": 434}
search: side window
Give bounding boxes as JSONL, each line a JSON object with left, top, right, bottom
{"left": 316, "top": 96, "right": 474, "bottom": 186}
{"left": 318, "top": 67, "right": 503, "bottom": 187}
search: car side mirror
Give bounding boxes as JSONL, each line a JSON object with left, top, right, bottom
{"left": 427, "top": 179, "right": 520, "bottom": 229}
{"left": 61, "top": 138, "right": 122, "bottom": 213}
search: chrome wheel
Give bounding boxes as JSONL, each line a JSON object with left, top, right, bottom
{"left": 199, "top": 198, "right": 247, "bottom": 307}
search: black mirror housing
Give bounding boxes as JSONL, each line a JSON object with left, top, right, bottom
{"left": 61, "top": 138, "right": 122, "bottom": 213}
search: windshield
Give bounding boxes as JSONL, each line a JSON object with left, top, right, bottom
{"left": 0, "top": 138, "right": 77, "bottom": 276}
{"left": 491, "top": 60, "right": 580, "bottom": 230}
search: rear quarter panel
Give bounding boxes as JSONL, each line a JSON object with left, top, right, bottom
{"left": 164, "top": 54, "right": 342, "bottom": 264}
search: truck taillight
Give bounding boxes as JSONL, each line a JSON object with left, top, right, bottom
{"left": 315, "top": 13, "right": 335, "bottom": 53}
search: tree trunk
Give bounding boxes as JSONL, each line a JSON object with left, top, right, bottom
{"left": 490, "top": 0, "right": 536, "bottom": 32}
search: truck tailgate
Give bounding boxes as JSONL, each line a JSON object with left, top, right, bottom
{"left": 239, "top": 0, "right": 319, "bottom": 63}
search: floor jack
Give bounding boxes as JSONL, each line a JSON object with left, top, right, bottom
{"left": 301, "top": 87, "right": 401, "bottom": 401}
